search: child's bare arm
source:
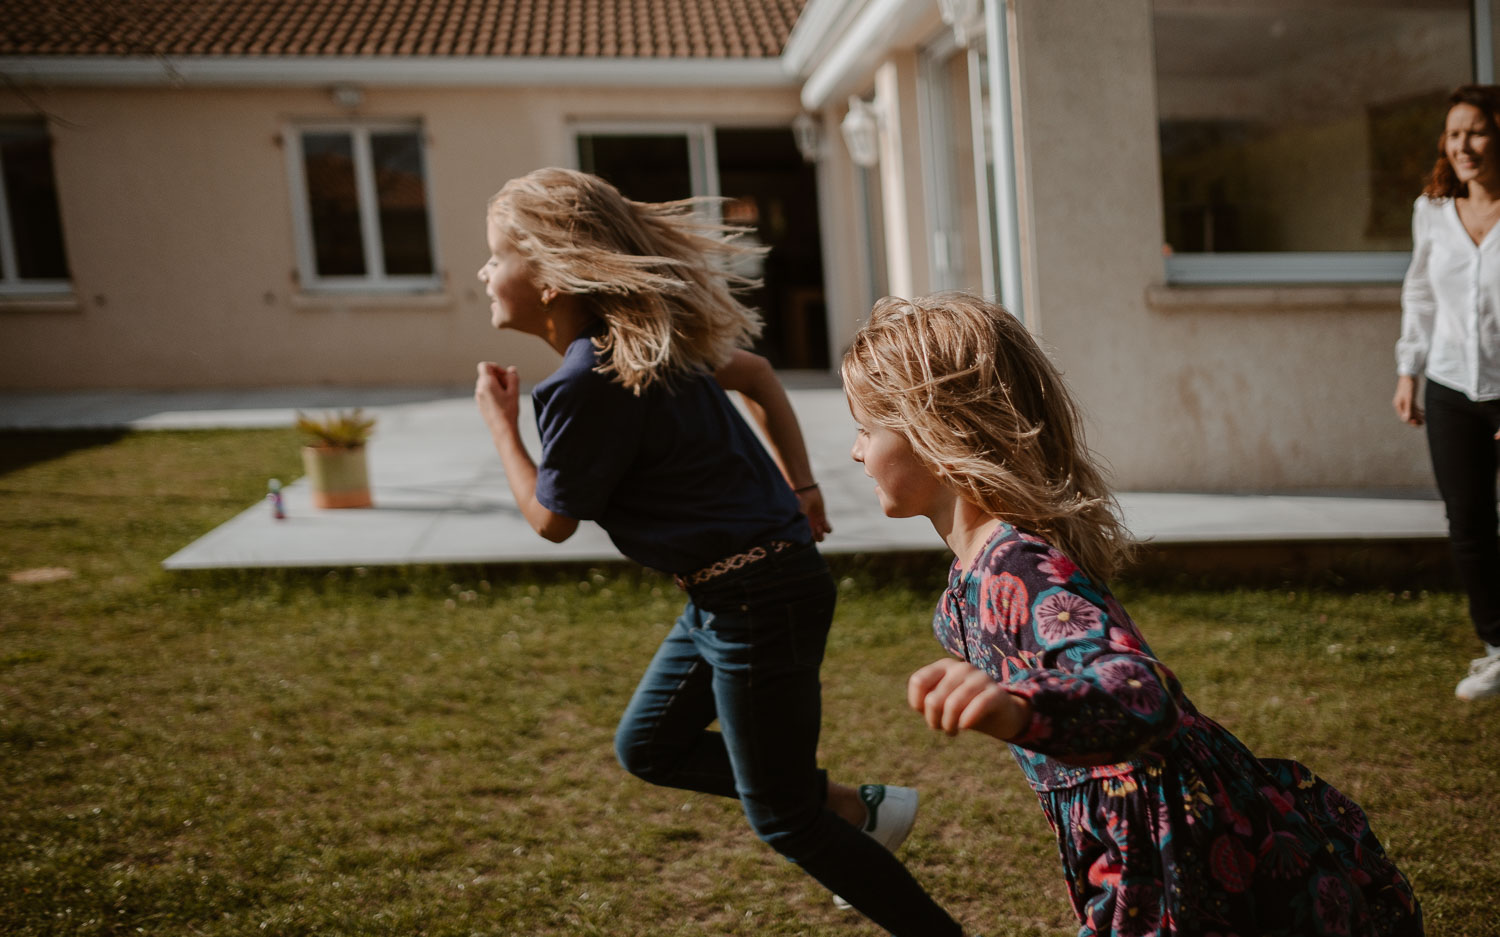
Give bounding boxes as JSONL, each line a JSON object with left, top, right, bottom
{"left": 475, "top": 362, "right": 579, "bottom": 543}
{"left": 908, "top": 658, "right": 1032, "bottom": 741}
{"left": 713, "top": 350, "right": 831, "bottom": 540}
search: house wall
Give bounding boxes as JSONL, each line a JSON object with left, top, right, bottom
{"left": 0, "top": 83, "right": 803, "bottom": 390}
{"left": 1006, "top": 0, "right": 1433, "bottom": 492}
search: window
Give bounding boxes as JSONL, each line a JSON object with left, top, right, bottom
{"left": 1153, "top": 0, "right": 1478, "bottom": 284}
{"left": 0, "top": 120, "right": 71, "bottom": 295}
{"left": 286, "top": 122, "right": 438, "bottom": 291}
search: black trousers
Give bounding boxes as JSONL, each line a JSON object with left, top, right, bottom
{"left": 1425, "top": 378, "right": 1500, "bottom": 647}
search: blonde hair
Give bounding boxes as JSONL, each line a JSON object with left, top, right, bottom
{"left": 487, "top": 167, "right": 764, "bottom": 394}
{"left": 842, "top": 292, "right": 1135, "bottom": 583}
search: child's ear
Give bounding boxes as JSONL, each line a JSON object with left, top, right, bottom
{"left": 540, "top": 287, "right": 558, "bottom": 307}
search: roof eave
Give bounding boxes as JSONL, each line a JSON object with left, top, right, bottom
{"left": 0, "top": 55, "right": 801, "bottom": 89}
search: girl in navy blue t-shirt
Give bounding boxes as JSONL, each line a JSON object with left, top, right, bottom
{"left": 473, "top": 168, "right": 963, "bottom": 936}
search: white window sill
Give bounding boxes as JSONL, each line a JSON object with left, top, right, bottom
{"left": 1146, "top": 283, "right": 1401, "bottom": 313}
{"left": 0, "top": 293, "right": 81, "bottom": 313}
{"left": 291, "top": 290, "right": 454, "bottom": 313}
{"left": 1164, "top": 252, "right": 1409, "bottom": 286}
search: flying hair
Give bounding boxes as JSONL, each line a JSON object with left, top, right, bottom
{"left": 487, "top": 167, "right": 765, "bottom": 394}
{"left": 842, "top": 292, "right": 1135, "bottom": 582}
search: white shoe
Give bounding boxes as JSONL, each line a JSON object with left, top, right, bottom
{"left": 1456, "top": 653, "right": 1500, "bottom": 700}
{"left": 832, "top": 784, "right": 920, "bottom": 910}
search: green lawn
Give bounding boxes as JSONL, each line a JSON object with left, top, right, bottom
{"left": 1, "top": 430, "right": 1495, "bottom": 936}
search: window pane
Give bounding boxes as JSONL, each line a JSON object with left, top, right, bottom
{"left": 1154, "top": 1, "right": 1471, "bottom": 254}
{"left": 1, "top": 125, "right": 70, "bottom": 280}
{"left": 301, "top": 132, "right": 366, "bottom": 276}
{"left": 370, "top": 131, "right": 434, "bottom": 276}
{"left": 577, "top": 134, "right": 694, "bottom": 202}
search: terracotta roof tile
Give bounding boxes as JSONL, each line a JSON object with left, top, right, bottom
{"left": 0, "top": 0, "right": 807, "bottom": 58}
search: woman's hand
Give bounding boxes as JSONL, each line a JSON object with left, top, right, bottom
{"left": 908, "top": 658, "right": 1030, "bottom": 741}
{"left": 476, "top": 362, "right": 521, "bottom": 433}
{"left": 1393, "top": 375, "right": 1424, "bottom": 427}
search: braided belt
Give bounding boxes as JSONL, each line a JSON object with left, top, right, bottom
{"left": 675, "top": 540, "right": 797, "bottom": 590}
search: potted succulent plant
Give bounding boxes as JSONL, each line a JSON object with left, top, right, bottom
{"left": 296, "top": 408, "right": 376, "bottom": 509}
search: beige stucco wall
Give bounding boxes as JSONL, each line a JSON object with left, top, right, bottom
{"left": 1005, "top": 0, "right": 1433, "bottom": 492}
{"left": 0, "top": 82, "right": 804, "bottom": 390}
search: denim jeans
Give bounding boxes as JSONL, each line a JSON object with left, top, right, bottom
{"left": 1425, "top": 379, "right": 1500, "bottom": 646}
{"left": 614, "top": 542, "right": 962, "bottom": 936}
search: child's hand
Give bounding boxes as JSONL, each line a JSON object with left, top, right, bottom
{"left": 908, "top": 658, "right": 1030, "bottom": 741}
{"left": 475, "top": 362, "right": 521, "bottom": 432}
{"left": 796, "top": 485, "right": 832, "bottom": 542}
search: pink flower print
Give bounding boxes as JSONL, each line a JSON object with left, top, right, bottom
{"left": 1037, "top": 548, "right": 1079, "bottom": 584}
{"left": 979, "top": 571, "right": 1029, "bottom": 635}
{"left": 1086, "top": 851, "right": 1123, "bottom": 890}
{"left": 1094, "top": 658, "right": 1164, "bottom": 715}
{"left": 1113, "top": 883, "right": 1162, "bottom": 937}
{"left": 1257, "top": 830, "right": 1310, "bottom": 879}
{"left": 1033, "top": 590, "right": 1101, "bottom": 643}
{"left": 1315, "top": 875, "right": 1353, "bottom": 934}
{"left": 1261, "top": 785, "right": 1297, "bottom": 817}
{"left": 1209, "top": 833, "right": 1256, "bottom": 893}
{"left": 1322, "top": 785, "right": 1368, "bottom": 838}
{"left": 1023, "top": 710, "right": 1054, "bottom": 742}
{"left": 1068, "top": 797, "right": 1092, "bottom": 852}
{"left": 1106, "top": 625, "right": 1143, "bottom": 654}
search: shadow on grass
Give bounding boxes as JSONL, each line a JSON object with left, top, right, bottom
{"left": 1126, "top": 539, "right": 1459, "bottom": 592}
{"left": 0, "top": 430, "right": 130, "bottom": 478}
{"left": 163, "top": 541, "right": 1458, "bottom": 600}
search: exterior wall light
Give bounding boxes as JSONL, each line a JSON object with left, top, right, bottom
{"left": 841, "top": 96, "right": 881, "bottom": 168}
{"left": 330, "top": 84, "right": 364, "bottom": 110}
{"left": 937, "top": 0, "right": 985, "bottom": 47}
{"left": 792, "top": 112, "right": 822, "bottom": 163}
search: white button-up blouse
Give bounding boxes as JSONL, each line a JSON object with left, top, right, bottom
{"left": 1397, "top": 194, "right": 1500, "bottom": 401}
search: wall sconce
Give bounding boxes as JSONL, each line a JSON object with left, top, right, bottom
{"left": 791, "top": 112, "right": 822, "bottom": 163}
{"left": 841, "top": 96, "right": 880, "bottom": 169}
{"left": 937, "top": 0, "right": 985, "bottom": 47}
{"left": 330, "top": 84, "right": 364, "bottom": 110}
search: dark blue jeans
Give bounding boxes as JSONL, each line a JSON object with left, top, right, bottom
{"left": 614, "top": 543, "right": 962, "bottom": 936}
{"left": 1426, "top": 379, "right": 1500, "bottom": 646}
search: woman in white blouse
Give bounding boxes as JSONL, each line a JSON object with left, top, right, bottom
{"left": 1395, "top": 84, "right": 1500, "bottom": 701}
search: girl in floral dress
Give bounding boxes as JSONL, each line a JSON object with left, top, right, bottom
{"left": 841, "top": 292, "right": 1423, "bottom": 937}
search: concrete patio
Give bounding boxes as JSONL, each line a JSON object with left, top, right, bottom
{"left": 0, "top": 386, "right": 1449, "bottom": 571}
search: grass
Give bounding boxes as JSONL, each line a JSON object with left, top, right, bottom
{"left": 1, "top": 429, "right": 1496, "bottom": 936}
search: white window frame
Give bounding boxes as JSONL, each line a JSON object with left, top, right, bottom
{"left": 913, "top": 2, "right": 1023, "bottom": 317}
{"left": 1161, "top": 0, "right": 1492, "bottom": 286}
{"left": 918, "top": 30, "right": 969, "bottom": 293}
{"left": 284, "top": 120, "right": 441, "bottom": 293}
{"left": 0, "top": 121, "right": 71, "bottom": 296}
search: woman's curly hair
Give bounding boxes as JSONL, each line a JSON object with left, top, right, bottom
{"left": 488, "top": 167, "right": 765, "bottom": 394}
{"left": 842, "top": 292, "right": 1135, "bottom": 583}
{"left": 1424, "top": 85, "right": 1500, "bottom": 199}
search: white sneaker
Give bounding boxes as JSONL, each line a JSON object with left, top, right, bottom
{"left": 832, "top": 784, "right": 920, "bottom": 910}
{"left": 1456, "top": 653, "right": 1500, "bottom": 700}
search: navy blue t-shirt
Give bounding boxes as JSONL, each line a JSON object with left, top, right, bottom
{"left": 532, "top": 323, "right": 810, "bottom": 574}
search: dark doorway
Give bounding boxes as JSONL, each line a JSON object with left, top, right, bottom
{"left": 715, "top": 128, "right": 827, "bottom": 371}
{"left": 576, "top": 127, "right": 828, "bottom": 370}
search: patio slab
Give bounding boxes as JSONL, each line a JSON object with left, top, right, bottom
{"left": 0, "top": 386, "right": 1449, "bottom": 570}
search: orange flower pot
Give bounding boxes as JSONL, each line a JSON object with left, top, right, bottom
{"left": 301, "top": 445, "right": 373, "bottom": 509}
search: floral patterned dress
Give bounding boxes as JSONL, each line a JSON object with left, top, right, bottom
{"left": 935, "top": 523, "right": 1423, "bottom": 937}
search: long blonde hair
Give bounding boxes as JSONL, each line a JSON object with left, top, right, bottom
{"left": 487, "top": 167, "right": 764, "bottom": 394}
{"left": 842, "top": 292, "right": 1135, "bottom": 583}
